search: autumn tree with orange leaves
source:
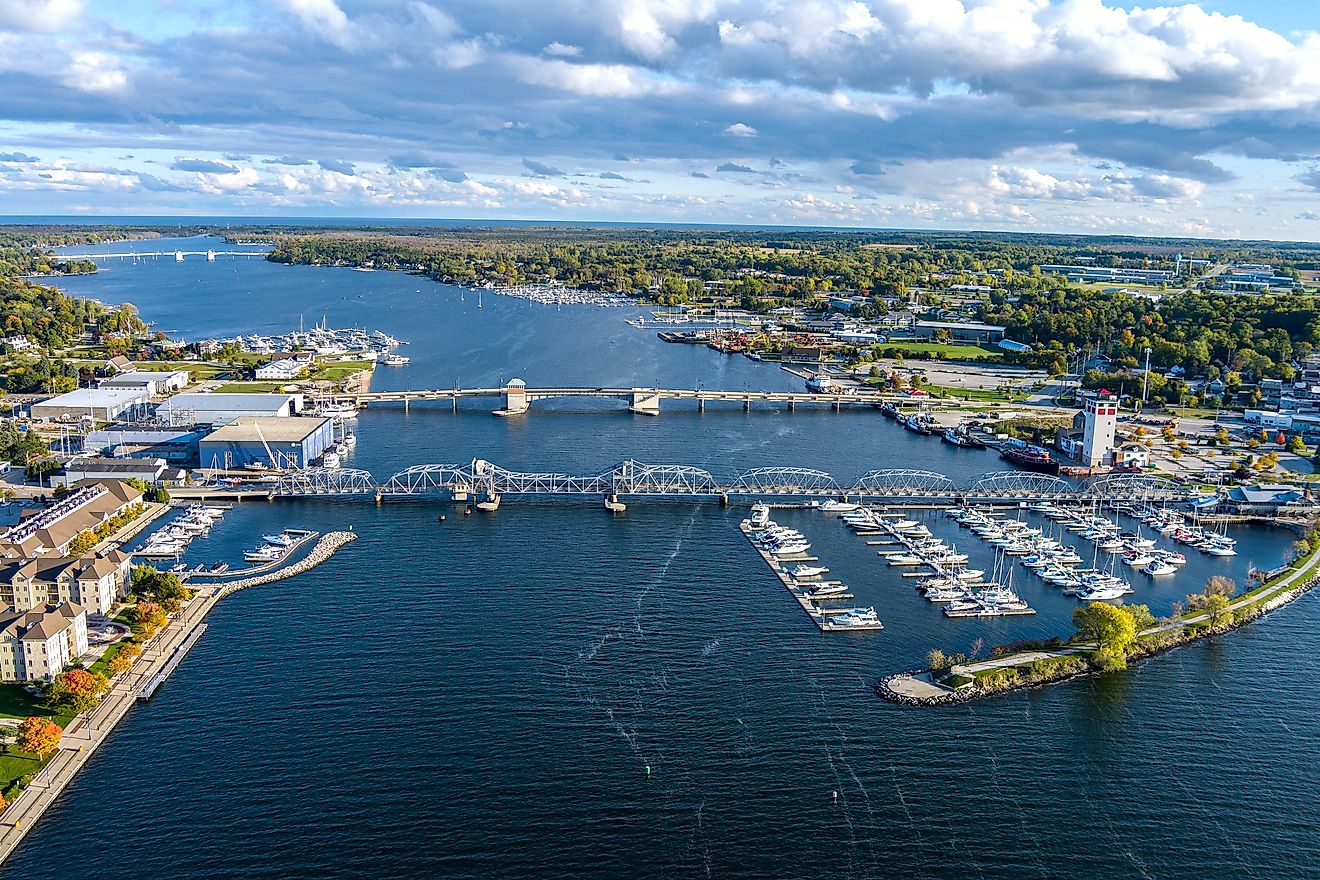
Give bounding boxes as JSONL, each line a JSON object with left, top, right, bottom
{"left": 16, "top": 717, "right": 62, "bottom": 758}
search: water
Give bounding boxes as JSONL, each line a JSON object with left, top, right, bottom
{"left": 10, "top": 237, "right": 1317, "bottom": 878}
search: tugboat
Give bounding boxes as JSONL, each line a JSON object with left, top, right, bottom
{"left": 806, "top": 372, "right": 837, "bottom": 393}
{"left": 999, "top": 439, "right": 1061, "bottom": 475}
{"left": 941, "top": 426, "right": 987, "bottom": 449}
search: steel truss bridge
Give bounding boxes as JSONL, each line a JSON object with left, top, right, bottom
{"left": 272, "top": 460, "right": 1191, "bottom": 506}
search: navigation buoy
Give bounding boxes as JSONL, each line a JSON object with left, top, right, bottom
{"left": 832, "top": 790, "right": 838, "bottom": 802}
{"left": 438, "top": 514, "right": 446, "bottom": 522}
{"left": 645, "top": 765, "right": 652, "bottom": 777}
{"left": 464, "top": 507, "right": 472, "bottom": 516}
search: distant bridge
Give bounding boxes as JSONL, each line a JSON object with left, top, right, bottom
{"left": 351, "top": 379, "right": 913, "bottom": 415}
{"left": 60, "top": 250, "right": 271, "bottom": 261}
{"left": 271, "top": 459, "right": 1191, "bottom": 508}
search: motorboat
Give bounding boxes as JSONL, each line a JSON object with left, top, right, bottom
{"left": 321, "top": 451, "right": 342, "bottom": 469}
{"left": 749, "top": 503, "right": 771, "bottom": 528}
{"left": 807, "top": 583, "right": 848, "bottom": 598}
{"left": 820, "top": 500, "right": 859, "bottom": 513}
{"left": 828, "top": 607, "right": 881, "bottom": 628}
{"left": 244, "top": 546, "right": 284, "bottom": 564}
{"left": 1123, "top": 551, "right": 1156, "bottom": 567}
{"left": 885, "top": 553, "right": 924, "bottom": 566}
{"left": 264, "top": 533, "right": 295, "bottom": 548}
{"left": 1143, "top": 561, "right": 1177, "bottom": 576}
{"left": 381, "top": 354, "right": 411, "bottom": 365}
{"left": 1076, "top": 583, "right": 1128, "bottom": 601}
{"left": 791, "top": 565, "right": 828, "bottom": 579}
{"left": 771, "top": 541, "right": 811, "bottom": 556}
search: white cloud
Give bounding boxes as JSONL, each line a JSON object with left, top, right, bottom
{"left": 0, "top": 0, "right": 83, "bottom": 33}
{"left": 723, "top": 122, "right": 757, "bottom": 137}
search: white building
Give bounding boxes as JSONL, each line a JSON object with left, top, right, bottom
{"left": 1081, "top": 392, "right": 1119, "bottom": 467}
{"left": 254, "top": 357, "right": 313, "bottom": 381}
{"left": 155, "top": 392, "right": 303, "bottom": 426}
{"left": 100, "top": 370, "right": 190, "bottom": 396}
{"left": 30, "top": 387, "right": 152, "bottom": 422}
{"left": 0, "top": 603, "right": 89, "bottom": 682}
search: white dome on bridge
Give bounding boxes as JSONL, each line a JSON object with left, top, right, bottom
{"left": 506, "top": 378, "right": 526, "bottom": 388}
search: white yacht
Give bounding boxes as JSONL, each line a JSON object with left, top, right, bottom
{"left": 771, "top": 541, "right": 811, "bottom": 556}
{"left": 244, "top": 546, "right": 284, "bottom": 564}
{"left": 381, "top": 354, "right": 411, "bottom": 366}
{"left": 807, "top": 583, "right": 849, "bottom": 598}
{"left": 820, "top": 500, "right": 859, "bottom": 513}
{"left": 321, "top": 451, "right": 342, "bottom": 469}
{"left": 749, "top": 503, "right": 771, "bottom": 529}
{"left": 264, "top": 533, "right": 295, "bottom": 548}
{"left": 791, "top": 564, "right": 828, "bottom": 578}
{"left": 829, "top": 607, "right": 881, "bottom": 629}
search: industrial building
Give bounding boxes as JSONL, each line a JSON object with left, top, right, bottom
{"left": 29, "top": 387, "right": 152, "bottom": 422}
{"left": 199, "top": 416, "right": 334, "bottom": 470}
{"left": 51, "top": 457, "right": 180, "bottom": 488}
{"left": 83, "top": 428, "right": 203, "bottom": 464}
{"left": 1040, "top": 265, "right": 1178, "bottom": 285}
{"left": 155, "top": 392, "right": 303, "bottom": 427}
{"left": 254, "top": 356, "right": 313, "bottom": 381}
{"left": 912, "top": 320, "right": 1006, "bottom": 344}
{"left": 99, "top": 369, "right": 190, "bottom": 396}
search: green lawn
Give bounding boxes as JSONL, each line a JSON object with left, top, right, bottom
{"left": 0, "top": 683, "right": 49, "bottom": 721}
{"left": 308, "top": 360, "right": 375, "bottom": 382}
{"left": 87, "top": 642, "right": 126, "bottom": 678}
{"left": 213, "top": 381, "right": 286, "bottom": 393}
{"left": 875, "top": 341, "right": 1004, "bottom": 360}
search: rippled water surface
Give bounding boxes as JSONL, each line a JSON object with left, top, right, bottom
{"left": 9, "top": 238, "right": 1316, "bottom": 878}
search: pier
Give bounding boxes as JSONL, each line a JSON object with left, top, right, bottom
{"left": 739, "top": 521, "right": 883, "bottom": 632}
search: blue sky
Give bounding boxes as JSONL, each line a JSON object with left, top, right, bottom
{"left": 1, "top": 0, "right": 1319, "bottom": 239}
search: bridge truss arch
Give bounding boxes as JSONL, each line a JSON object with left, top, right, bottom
{"left": 851, "top": 469, "right": 959, "bottom": 497}
{"left": 614, "top": 460, "right": 720, "bottom": 496}
{"left": 731, "top": 467, "right": 840, "bottom": 495}
{"left": 1084, "top": 473, "right": 1185, "bottom": 501}
{"left": 275, "top": 467, "right": 376, "bottom": 496}
{"left": 968, "top": 470, "right": 1074, "bottom": 498}
{"left": 382, "top": 464, "right": 474, "bottom": 496}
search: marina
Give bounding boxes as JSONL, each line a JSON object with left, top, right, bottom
{"left": 740, "top": 504, "right": 884, "bottom": 633}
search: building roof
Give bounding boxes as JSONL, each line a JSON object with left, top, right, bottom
{"left": 158, "top": 392, "right": 296, "bottom": 414}
{"left": 0, "top": 602, "right": 84, "bottom": 644}
{"left": 32, "top": 387, "right": 151, "bottom": 409}
{"left": 201, "top": 416, "right": 331, "bottom": 444}
{"left": 914, "top": 320, "right": 1007, "bottom": 333}
{"left": 100, "top": 370, "right": 188, "bottom": 385}
{"left": 63, "top": 458, "right": 167, "bottom": 477}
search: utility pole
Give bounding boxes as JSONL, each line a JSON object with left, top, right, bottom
{"left": 1142, "top": 346, "right": 1152, "bottom": 406}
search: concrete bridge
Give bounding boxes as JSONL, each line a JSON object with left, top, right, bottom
{"left": 271, "top": 460, "right": 1192, "bottom": 509}
{"left": 352, "top": 378, "right": 912, "bottom": 415}
{"left": 61, "top": 250, "right": 270, "bottom": 261}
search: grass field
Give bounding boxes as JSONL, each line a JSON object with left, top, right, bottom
{"left": 0, "top": 684, "right": 49, "bottom": 721}
{"left": 212, "top": 381, "right": 286, "bottom": 393}
{"left": 309, "top": 360, "right": 374, "bottom": 382}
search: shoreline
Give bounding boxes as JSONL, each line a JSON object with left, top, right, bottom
{"left": 879, "top": 543, "right": 1320, "bottom": 706}
{"left": 0, "top": 531, "right": 358, "bottom": 863}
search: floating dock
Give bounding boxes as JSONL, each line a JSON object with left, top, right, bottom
{"left": 739, "top": 521, "right": 884, "bottom": 632}
{"left": 138, "top": 623, "right": 207, "bottom": 700}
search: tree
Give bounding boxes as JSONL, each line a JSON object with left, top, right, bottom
{"left": 107, "top": 653, "right": 133, "bottom": 677}
{"left": 1073, "top": 602, "right": 1137, "bottom": 671}
{"left": 926, "top": 648, "right": 948, "bottom": 672}
{"left": 1203, "top": 575, "right": 1236, "bottom": 598}
{"left": 45, "top": 668, "right": 108, "bottom": 714}
{"left": 68, "top": 530, "right": 97, "bottom": 557}
{"left": 1191, "top": 593, "right": 1232, "bottom": 627}
{"left": 16, "top": 717, "right": 62, "bottom": 758}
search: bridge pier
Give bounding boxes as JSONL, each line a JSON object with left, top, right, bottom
{"left": 629, "top": 390, "right": 662, "bottom": 416}
{"left": 743, "top": 399, "right": 750, "bottom": 412}
{"left": 494, "top": 378, "right": 530, "bottom": 417}
{"left": 604, "top": 494, "right": 626, "bottom": 512}
{"left": 787, "top": 400, "right": 794, "bottom": 412}
{"left": 698, "top": 399, "right": 705, "bottom": 414}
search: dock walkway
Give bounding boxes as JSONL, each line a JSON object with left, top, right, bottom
{"left": 738, "top": 522, "right": 883, "bottom": 632}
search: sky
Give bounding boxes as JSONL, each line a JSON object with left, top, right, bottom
{"left": 1, "top": 0, "right": 1319, "bottom": 239}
